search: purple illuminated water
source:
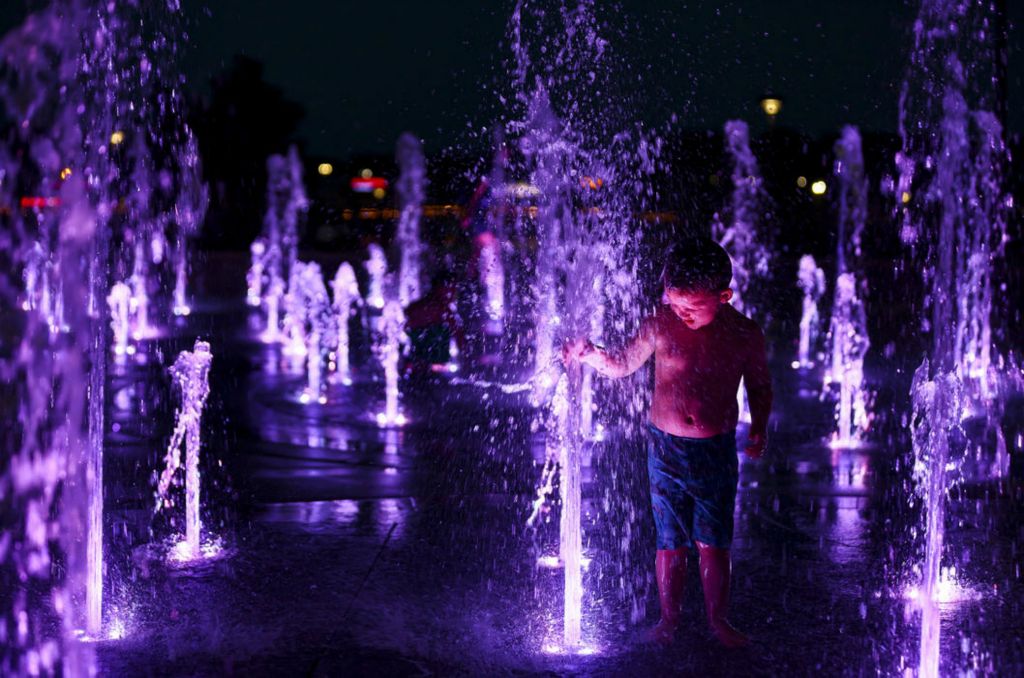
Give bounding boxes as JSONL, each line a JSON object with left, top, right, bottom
{"left": 896, "top": 1, "right": 1010, "bottom": 674}
{"left": 909, "top": 362, "right": 963, "bottom": 677}
{"left": 257, "top": 147, "right": 307, "bottom": 339}
{"left": 108, "top": 282, "right": 133, "bottom": 358}
{"left": 714, "top": 120, "right": 770, "bottom": 423}
{"left": 261, "top": 272, "right": 286, "bottom": 344}
{"left": 365, "top": 243, "right": 388, "bottom": 310}
{"left": 824, "top": 127, "right": 871, "bottom": 447}
{"left": 156, "top": 340, "right": 213, "bottom": 560}
{"left": 479, "top": 235, "right": 506, "bottom": 325}
{"left": 824, "top": 273, "right": 870, "bottom": 447}
{"left": 377, "top": 296, "right": 408, "bottom": 426}
{"left": 714, "top": 120, "right": 770, "bottom": 317}
{"left": 247, "top": 238, "right": 267, "bottom": 308}
{"left": 299, "top": 262, "right": 331, "bottom": 403}
{"left": 480, "top": 144, "right": 508, "bottom": 332}
{"left": 331, "top": 262, "right": 362, "bottom": 386}
{"left": 507, "top": 0, "right": 662, "bottom": 649}
{"left": 171, "top": 131, "right": 208, "bottom": 318}
{"left": 282, "top": 262, "right": 312, "bottom": 358}
{"left": 795, "top": 255, "right": 825, "bottom": 369}
{"left": 1, "top": 0, "right": 203, "bottom": 666}
{"left": 129, "top": 242, "right": 152, "bottom": 340}
{"left": 396, "top": 133, "right": 426, "bottom": 308}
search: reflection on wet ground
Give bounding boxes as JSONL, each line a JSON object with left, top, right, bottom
{"left": 95, "top": 308, "right": 1024, "bottom": 676}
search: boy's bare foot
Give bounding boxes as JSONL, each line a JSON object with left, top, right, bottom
{"left": 709, "top": 619, "right": 750, "bottom": 648}
{"left": 645, "top": 619, "right": 679, "bottom": 646}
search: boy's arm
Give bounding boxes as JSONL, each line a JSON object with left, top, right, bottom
{"left": 744, "top": 326, "right": 773, "bottom": 442}
{"left": 577, "top": 318, "right": 656, "bottom": 379}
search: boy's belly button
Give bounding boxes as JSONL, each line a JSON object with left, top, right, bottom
{"left": 684, "top": 415, "right": 694, "bottom": 425}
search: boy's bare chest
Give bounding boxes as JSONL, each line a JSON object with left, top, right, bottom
{"left": 656, "top": 327, "right": 745, "bottom": 375}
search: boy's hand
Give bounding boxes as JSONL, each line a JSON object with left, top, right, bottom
{"left": 744, "top": 433, "right": 766, "bottom": 459}
{"left": 561, "top": 338, "right": 595, "bottom": 364}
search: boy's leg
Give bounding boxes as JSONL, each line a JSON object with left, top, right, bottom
{"left": 696, "top": 542, "right": 749, "bottom": 648}
{"left": 650, "top": 547, "right": 687, "bottom": 643}
{"left": 646, "top": 425, "right": 694, "bottom": 644}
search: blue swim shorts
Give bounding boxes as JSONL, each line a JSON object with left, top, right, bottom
{"left": 647, "top": 424, "right": 739, "bottom": 550}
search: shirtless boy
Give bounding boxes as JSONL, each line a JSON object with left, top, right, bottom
{"left": 565, "top": 238, "right": 772, "bottom": 647}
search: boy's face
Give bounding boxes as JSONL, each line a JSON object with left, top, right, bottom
{"left": 663, "top": 287, "right": 732, "bottom": 329}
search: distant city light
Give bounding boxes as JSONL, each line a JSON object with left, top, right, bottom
{"left": 351, "top": 176, "right": 388, "bottom": 193}
{"left": 317, "top": 163, "right": 334, "bottom": 176}
{"left": 109, "top": 130, "right": 125, "bottom": 146}
{"left": 20, "top": 196, "right": 61, "bottom": 209}
{"left": 901, "top": 191, "right": 912, "bottom": 204}
{"left": 360, "top": 168, "right": 373, "bottom": 179}
{"left": 372, "top": 187, "right": 386, "bottom": 200}
{"left": 796, "top": 176, "right": 808, "bottom": 188}
{"left": 760, "top": 97, "right": 783, "bottom": 116}
{"left": 60, "top": 167, "right": 72, "bottom": 180}
{"left": 505, "top": 182, "right": 540, "bottom": 198}
{"left": 811, "top": 180, "right": 827, "bottom": 196}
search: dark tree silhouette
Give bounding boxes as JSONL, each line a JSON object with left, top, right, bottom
{"left": 189, "top": 55, "right": 304, "bottom": 248}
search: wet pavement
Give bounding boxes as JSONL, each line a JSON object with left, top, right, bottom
{"left": 92, "top": 288, "right": 1024, "bottom": 677}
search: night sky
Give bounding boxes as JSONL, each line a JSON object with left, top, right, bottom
{"left": 3, "top": 1, "right": 1023, "bottom": 157}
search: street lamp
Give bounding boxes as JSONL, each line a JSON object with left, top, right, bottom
{"left": 317, "top": 163, "right": 334, "bottom": 176}
{"left": 760, "top": 96, "right": 783, "bottom": 121}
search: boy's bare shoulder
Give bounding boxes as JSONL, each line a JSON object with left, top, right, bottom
{"left": 721, "top": 305, "right": 765, "bottom": 340}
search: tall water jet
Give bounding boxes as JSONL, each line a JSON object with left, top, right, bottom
{"left": 156, "top": 340, "right": 214, "bottom": 560}
{"left": 365, "top": 243, "right": 388, "bottom": 310}
{"left": 896, "top": 2, "right": 1009, "bottom": 675}
{"left": 395, "top": 133, "right": 426, "bottom": 308}
{"left": 795, "top": 254, "right": 826, "bottom": 369}
{"left": 0, "top": 0, "right": 190, "bottom": 663}
{"left": 824, "top": 273, "right": 870, "bottom": 446}
{"left": 124, "top": 134, "right": 155, "bottom": 339}
{"left": 282, "top": 262, "right": 311, "bottom": 358}
{"left": 247, "top": 238, "right": 267, "bottom": 307}
{"left": 21, "top": 241, "right": 58, "bottom": 329}
{"left": 261, "top": 272, "right": 286, "bottom": 343}
{"left": 479, "top": 232, "right": 506, "bottom": 327}
{"left": 910, "top": 362, "right": 963, "bottom": 678}
{"left": 714, "top": 120, "right": 771, "bottom": 422}
{"left": 714, "top": 120, "right": 771, "bottom": 317}
{"left": 261, "top": 153, "right": 290, "bottom": 333}
{"left": 897, "top": 4, "right": 1009, "bottom": 403}
{"left": 480, "top": 142, "right": 508, "bottom": 333}
{"left": 523, "top": 92, "right": 567, "bottom": 404}
{"left": 517, "top": 92, "right": 589, "bottom": 646}
{"left": 824, "top": 126, "right": 871, "bottom": 446}
{"left": 295, "top": 262, "right": 331, "bottom": 404}
{"left": 331, "top": 262, "right": 362, "bottom": 386}
{"left": 286, "top": 146, "right": 309, "bottom": 276}
{"left": 108, "top": 282, "right": 134, "bottom": 358}
{"left": 376, "top": 294, "right": 408, "bottom": 426}
{"left": 170, "top": 132, "right": 208, "bottom": 317}
{"left": 507, "top": 0, "right": 663, "bottom": 648}
{"left": 527, "top": 374, "right": 568, "bottom": 529}
{"left": 260, "top": 147, "right": 306, "bottom": 333}
{"left": 128, "top": 242, "right": 151, "bottom": 340}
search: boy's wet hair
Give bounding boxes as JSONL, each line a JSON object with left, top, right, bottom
{"left": 661, "top": 239, "right": 733, "bottom": 293}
